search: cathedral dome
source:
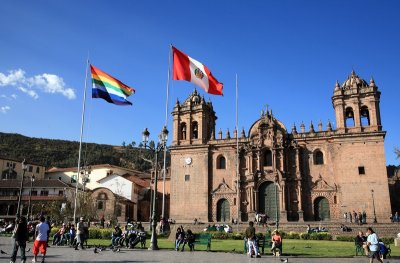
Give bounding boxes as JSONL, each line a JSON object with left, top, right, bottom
{"left": 341, "top": 70, "right": 369, "bottom": 89}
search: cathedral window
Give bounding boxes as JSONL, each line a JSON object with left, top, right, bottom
{"left": 185, "top": 174, "right": 190, "bottom": 181}
{"left": 358, "top": 166, "right": 365, "bottom": 175}
{"left": 345, "top": 107, "right": 355, "bottom": 127}
{"left": 263, "top": 149, "right": 272, "bottom": 167}
{"left": 217, "top": 155, "right": 226, "bottom": 169}
{"left": 192, "top": 121, "right": 198, "bottom": 139}
{"left": 180, "top": 123, "right": 187, "bottom": 140}
{"left": 360, "top": 106, "right": 370, "bottom": 126}
{"left": 97, "top": 201, "right": 104, "bottom": 210}
{"left": 314, "top": 150, "right": 324, "bottom": 165}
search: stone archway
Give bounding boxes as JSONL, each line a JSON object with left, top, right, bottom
{"left": 314, "top": 196, "right": 330, "bottom": 221}
{"left": 258, "top": 181, "right": 280, "bottom": 221}
{"left": 216, "top": 198, "right": 230, "bottom": 222}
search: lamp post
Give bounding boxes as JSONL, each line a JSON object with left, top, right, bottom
{"left": 27, "top": 174, "right": 35, "bottom": 220}
{"left": 141, "top": 126, "right": 168, "bottom": 251}
{"left": 16, "top": 159, "right": 28, "bottom": 219}
{"left": 371, "top": 189, "right": 377, "bottom": 223}
{"left": 275, "top": 182, "right": 279, "bottom": 230}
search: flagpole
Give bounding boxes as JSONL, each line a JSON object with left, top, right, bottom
{"left": 236, "top": 74, "right": 240, "bottom": 227}
{"left": 73, "top": 59, "right": 90, "bottom": 224}
{"left": 161, "top": 45, "right": 171, "bottom": 219}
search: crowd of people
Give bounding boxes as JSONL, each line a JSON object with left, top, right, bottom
{"left": 343, "top": 211, "right": 368, "bottom": 225}
{"left": 7, "top": 213, "right": 393, "bottom": 263}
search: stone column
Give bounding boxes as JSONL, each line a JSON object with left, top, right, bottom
{"left": 280, "top": 179, "right": 288, "bottom": 223}
{"left": 295, "top": 148, "right": 304, "bottom": 222}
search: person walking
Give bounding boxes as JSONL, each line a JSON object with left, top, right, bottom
{"left": 74, "top": 217, "right": 86, "bottom": 250}
{"left": 32, "top": 216, "right": 50, "bottom": 263}
{"left": 245, "top": 221, "right": 260, "bottom": 258}
{"left": 366, "top": 227, "right": 383, "bottom": 263}
{"left": 10, "top": 216, "right": 28, "bottom": 263}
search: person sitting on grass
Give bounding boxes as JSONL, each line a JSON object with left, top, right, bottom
{"left": 271, "top": 230, "right": 282, "bottom": 257}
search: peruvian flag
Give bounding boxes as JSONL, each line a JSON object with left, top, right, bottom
{"left": 172, "top": 46, "right": 223, "bottom": 95}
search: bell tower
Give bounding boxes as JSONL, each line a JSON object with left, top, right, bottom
{"left": 332, "top": 70, "right": 382, "bottom": 133}
{"left": 171, "top": 89, "right": 217, "bottom": 146}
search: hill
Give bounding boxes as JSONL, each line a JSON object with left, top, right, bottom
{"left": 0, "top": 132, "right": 167, "bottom": 171}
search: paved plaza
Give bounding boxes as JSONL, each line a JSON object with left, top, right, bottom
{"left": 0, "top": 237, "right": 398, "bottom": 263}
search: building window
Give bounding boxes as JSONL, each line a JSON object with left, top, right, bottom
{"left": 217, "top": 155, "right": 226, "bottom": 169}
{"left": 185, "top": 174, "right": 190, "bottom": 181}
{"left": 360, "top": 106, "right": 370, "bottom": 126}
{"left": 264, "top": 149, "right": 272, "bottom": 166}
{"left": 36, "top": 167, "right": 40, "bottom": 173}
{"left": 115, "top": 205, "right": 122, "bottom": 217}
{"left": 314, "top": 150, "right": 324, "bottom": 165}
{"left": 32, "top": 191, "right": 37, "bottom": 196}
{"left": 358, "top": 166, "right": 365, "bottom": 175}
{"left": 40, "top": 191, "right": 49, "bottom": 196}
{"left": 180, "top": 123, "right": 187, "bottom": 140}
{"left": 58, "top": 190, "right": 64, "bottom": 196}
{"left": 345, "top": 107, "right": 355, "bottom": 127}
{"left": 97, "top": 201, "right": 104, "bottom": 210}
{"left": 28, "top": 166, "right": 33, "bottom": 172}
{"left": 192, "top": 121, "right": 198, "bottom": 139}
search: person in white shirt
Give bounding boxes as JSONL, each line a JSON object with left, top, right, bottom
{"left": 32, "top": 216, "right": 50, "bottom": 263}
{"left": 366, "top": 227, "right": 383, "bottom": 263}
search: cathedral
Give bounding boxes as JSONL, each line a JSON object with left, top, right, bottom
{"left": 169, "top": 71, "right": 391, "bottom": 223}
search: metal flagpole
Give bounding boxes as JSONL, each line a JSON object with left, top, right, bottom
{"left": 236, "top": 74, "right": 240, "bottom": 228}
{"left": 73, "top": 59, "right": 90, "bottom": 224}
{"left": 161, "top": 45, "right": 171, "bottom": 219}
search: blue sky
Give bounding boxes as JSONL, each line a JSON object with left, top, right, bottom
{"left": 0, "top": 0, "right": 399, "bottom": 165}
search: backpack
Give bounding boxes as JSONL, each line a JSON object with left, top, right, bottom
{"left": 379, "top": 243, "right": 388, "bottom": 256}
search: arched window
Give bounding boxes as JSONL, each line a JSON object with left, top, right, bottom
{"left": 115, "top": 205, "right": 122, "bottom": 217}
{"left": 360, "top": 106, "right": 370, "bottom": 126}
{"left": 192, "top": 121, "right": 198, "bottom": 139}
{"left": 345, "top": 107, "right": 355, "bottom": 127}
{"left": 180, "top": 122, "right": 187, "bottom": 140}
{"left": 264, "top": 149, "right": 272, "bottom": 166}
{"left": 314, "top": 150, "right": 324, "bottom": 165}
{"left": 97, "top": 201, "right": 104, "bottom": 210}
{"left": 217, "top": 155, "right": 226, "bottom": 169}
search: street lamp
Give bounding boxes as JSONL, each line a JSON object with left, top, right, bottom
{"left": 27, "top": 174, "right": 35, "bottom": 220}
{"left": 371, "top": 189, "right": 377, "bottom": 223}
{"left": 16, "top": 159, "right": 28, "bottom": 219}
{"left": 141, "top": 126, "right": 168, "bottom": 251}
{"left": 275, "top": 182, "right": 279, "bottom": 230}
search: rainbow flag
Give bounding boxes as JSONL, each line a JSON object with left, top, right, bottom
{"left": 91, "top": 65, "right": 135, "bottom": 106}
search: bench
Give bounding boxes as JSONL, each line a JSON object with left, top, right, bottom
{"left": 193, "top": 233, "right": 211, "bottom": 251}
{"left": 355, "top": 241, "right": 364, "bottom": 256}
{"left": 243, "top": 234, "right": 272, "bottom": 255}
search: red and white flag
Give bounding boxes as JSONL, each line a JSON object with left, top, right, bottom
{"left": 172, "top": 46, "right": 223, "bottom": 96}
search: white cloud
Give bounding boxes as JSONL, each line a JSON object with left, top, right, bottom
{"left": 0, "top": 106, "right": 10, "bottom": 114}
{"left": 0, "top": 69, "right": 76, "bottom": 100}
{"left": 0, "top": 69, "right": 25, "bottom": 86}
{"left": 0, "top": 94, "right": 18, "bottom": 100}
{"left": 18, "top": 87, "right": 39, "bottom": 99}
{"left": 28, "top": 74, "right": 76, "bottom": 99}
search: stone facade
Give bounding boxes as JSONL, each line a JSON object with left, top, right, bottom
{"left": 169, "top": 71, "right": 391, "bottom": 223}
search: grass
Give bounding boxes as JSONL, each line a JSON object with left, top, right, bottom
{"left": 85, "top": 238, "right": 400, "bottom": 257}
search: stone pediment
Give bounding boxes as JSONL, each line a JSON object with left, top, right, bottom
{"left": 311, "top": 174, "right": 337, "bottom": 192}
{"left": 212, "top": 179, "right": 236, "bottom": 195}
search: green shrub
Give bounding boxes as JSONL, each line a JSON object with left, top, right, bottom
{"left": 309, "top": 232, "right": 332, "bottom": 240}
{"left": 381, "top": 237, "right": 394, "bottom": 244}
{"left": 211, "top": 231, "right": 229, "bottom": 239}
{"left": 336, "top": 236, "right": 355, "bottom": 242}
{"left": 300, "top": 233, "right": 310, "bottom": 240}
{"left": 286, "top": 231, "right": 300, "bottom": 239}
{"left": 232, "top": 232, "right": 244, "bottom": 240}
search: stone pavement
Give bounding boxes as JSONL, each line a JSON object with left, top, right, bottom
{"left": 0, "top": 237, "right": 398, "bottom": 263}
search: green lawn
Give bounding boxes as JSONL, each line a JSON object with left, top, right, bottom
{"left": 86, "top": 238, "right": 400, "bottom": 257}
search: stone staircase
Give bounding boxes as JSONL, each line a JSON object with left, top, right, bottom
{"left": 152, "top": 221, "right": 400, "bottom": 238}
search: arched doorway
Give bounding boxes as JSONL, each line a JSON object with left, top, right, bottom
{"left": 258, "top": 182, "right": 279, "bottom": 221}
{"left": 216, "top": 199, "right": 230, "bottom": 222}
{"left": 314, "top": 197, "right": 330, "bottom": 221}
